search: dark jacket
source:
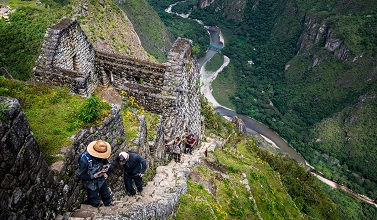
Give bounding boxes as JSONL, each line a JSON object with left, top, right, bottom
{"left": 109, "top": 152, "right": 146, "bottom": 176}
{"left": 77, "top": 152, "right": 109, "bottom": 191}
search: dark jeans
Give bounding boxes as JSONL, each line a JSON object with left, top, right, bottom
{"left": 185, "top": 144, "right": 193, "bottom": 154}
{"left": 124, "top": 174, "right": 143, "bottom": 195}
{"left": 173, "top": 153, "right": 181, "bottom": 162}
{"left": 85, "top": 182, "right": 112, "bottom": 207}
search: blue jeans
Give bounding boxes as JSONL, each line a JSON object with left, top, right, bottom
{"left": 85, "top": 181, "right": 112, "bottom": 207}
{"left": 124, "top": 174, "right": 143, "bottom": 195}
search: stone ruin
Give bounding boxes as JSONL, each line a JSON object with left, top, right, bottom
{"left": 0, "top": 18, "right": 204, "bottom": 219}
{"left": 34, "top": 18, "right": 202, "bottom": 138}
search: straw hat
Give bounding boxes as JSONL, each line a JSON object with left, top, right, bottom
{"left": 87, "top": 140, "right": 111, "bottom": 159}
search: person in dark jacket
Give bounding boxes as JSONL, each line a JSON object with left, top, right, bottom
{"left": 77, "top": 140, "right": 113, "bottom": 207}
{"left": 108, "top": 151, "right": 147, "bottom": 196}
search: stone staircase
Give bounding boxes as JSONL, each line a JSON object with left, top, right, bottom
{"left": 60, "top": 138, "right": 218, "bottom": 220}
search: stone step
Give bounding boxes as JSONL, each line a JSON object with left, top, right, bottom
{"left": 65, "top": 138, "right": 220, "bottom": 219}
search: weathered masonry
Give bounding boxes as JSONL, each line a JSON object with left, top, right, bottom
{"left": 0, "top": 18, "right": 203, "bottom": 219}
{"left": 34, "top": 18, "right": 202, "bottom": 139}
{"left": 33, "top": 17, "right": 203, "bottom": 159}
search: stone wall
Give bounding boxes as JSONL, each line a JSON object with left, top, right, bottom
{"left": 163, "top": 38, "right": 202, "bottom": 141}
{"left": 34, "top": 18, "right": 97, "bottom": 97}
{"left": 34, "top": 18, "right": 203, "bottom": 144}
{"left": 0, "top": 97, "right": 59, "bottom": 219}
{"left": 95, "top": 51, "right": 168, "bottom": 114}
{"left": 24, "top": 18, "right": 204, "bottom": 217}
{"left": 0, "top": 97, "right": 128, "bottom": 219}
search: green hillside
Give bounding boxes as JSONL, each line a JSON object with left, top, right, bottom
{"left": 168, "top": 0, "right": 377, "bottom": 202}
{"left": 114, "top": 0, "right": 174, "bottom": 62}
{"left": 1, "top": 0, "right": 376, "bottom": 218}
{"left": 0, "top": 0, "right": 152, "bottom": 80}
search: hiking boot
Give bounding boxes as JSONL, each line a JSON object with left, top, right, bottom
{"left": 105, "top": 202, "right": 114, "bottom": 206}
{"left": 138, "top": 191, "right": 145, "bottom": 197}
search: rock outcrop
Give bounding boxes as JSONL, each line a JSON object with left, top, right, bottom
{"left": 0, "top": 97, "right": 127, "bottom": 219}
{"left": 199, "top": 0, "right": 215, "bottom": 8}
{"left": 297, "top": 14, "right": 350, "bottom": 65}
{"left": 232, "top": 116, "right": 247, "bottom": 135}
{"left": 0, "top": 97, "right": 58, "bottom": 219}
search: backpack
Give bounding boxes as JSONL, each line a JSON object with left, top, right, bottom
{"left": 78, "top": 151, "right": 93, "bottom": 168}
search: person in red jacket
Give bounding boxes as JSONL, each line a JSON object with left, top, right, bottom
{"left": 184, "top": 134, "right": 197, "bottom": 155}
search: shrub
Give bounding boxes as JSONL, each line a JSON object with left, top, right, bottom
{"left": 79, "top": 95, "right": 110, "bottom": 123}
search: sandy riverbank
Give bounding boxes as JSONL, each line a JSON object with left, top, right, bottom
{"left": 200, "top": 55, "right": 230, "bottom": 108}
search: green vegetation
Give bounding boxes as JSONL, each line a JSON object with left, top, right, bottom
{"left": 115, "top": 0, "right": 173, "bottom": 62}
{"left": 0, "top": 77, "right": 110, "bottom": 164}
{"left": 0, "top": 4, "right": 69, "bottom": 80}
{"left": 174, "top": 0, "right": 377, "bottom": 203}
{"left": 74, "top": 0, "right": 149, "bottom": 58}
{"left": 196, "top": 97, "right": 340, "bottom": 219}
{"left": 120, "top": 93, "right": 160, "bottom": 143}
{"left": 0, "top": 100, "right": 9, "bottom": 120}
{"left": 204, "top": 53, "right": 224, "bottom": 72}
{"left": 211, "top": 61, "right": 237, "bottom": 110}
{"left": 79, "top": 95, "right": 111, "bottom": 123}
{"left": 200, "top": 96, "right": 233, "bottom": 136}
{"left": 324, "top": 185, "right": 377, "bottom": 220}
{"left": 147, "top": 0, "right": 209, "bottom": 58}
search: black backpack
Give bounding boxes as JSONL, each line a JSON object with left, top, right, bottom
{"left": 78, "top": 151, "right": 93, "bottom": 168}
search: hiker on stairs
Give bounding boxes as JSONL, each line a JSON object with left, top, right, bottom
{"left": 108, "top": 151, "right": 147, "bottom": 196}
{"left": 77, "top": 140, "right": 113, "bottom": 207}
{"left": 184, "top": 134, "right": 197, "bottom": 155}
{"left": 165, "top": 137, "right": 183, "bottom": 163}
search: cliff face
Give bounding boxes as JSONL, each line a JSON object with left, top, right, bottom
{"left": 0, "top": 97, "right": 127, "bottom": 219}
{"left": 296, "top": 14, "right": 350, "bottom": 68}
{"left": 275, "top": 2, "right": 377, "bottom": 199}
{"left": 0, "top": 97, "right": 58, "bottom": 219}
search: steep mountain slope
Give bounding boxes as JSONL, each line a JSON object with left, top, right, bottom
{"left": 115, "top": 0, "right": 174, "bottom": 62}
{"left": 0, "top": 0, "right": 375, "bottom": 219}
{"left": 184, "top": 0, "right": 377, "bottom": 200}
{"left": 0, "top": 0, "right": 149, "bottom": 80}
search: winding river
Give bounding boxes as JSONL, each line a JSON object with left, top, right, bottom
{"left": 165, "top": 1, "right": 377, "bottom": 208}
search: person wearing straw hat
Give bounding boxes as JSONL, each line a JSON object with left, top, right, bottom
{"left": 108, "top": 151, "right": 146, "bottom": 196}
{"left": 77, "top": 140, "right": 113, "bottom": 207}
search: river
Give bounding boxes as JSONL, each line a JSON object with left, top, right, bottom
{"left": 165, "top": 1, "right": 377, "bottom": 208}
